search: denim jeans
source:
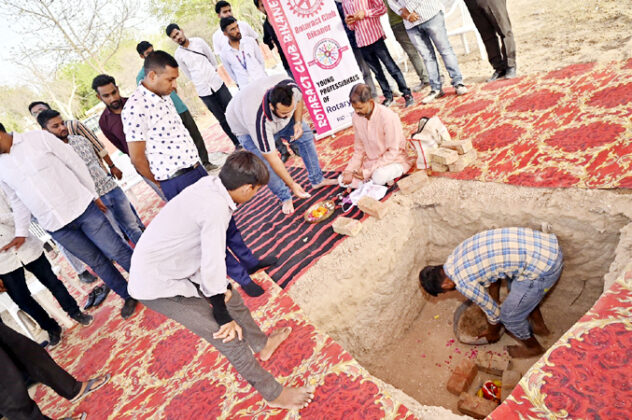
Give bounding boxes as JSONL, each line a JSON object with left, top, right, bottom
{"left": 1, "top": 253, "right": 81, "bottom": 333}
{"left": 238, "top": 121, "right": 325, "bottom": 202}
{"left": 500, "top": 251, "right": 563, "bottom": 340}
{"left": 49, "top": 202, "right": 132, "bottom": 300}
{"left": 406, "top": 11, "right": 464, "bottom": 91}
{"left": 100, "top": 187, "right": 145, "bottom": 244}
{"left": 360, "top": 38, "right": 411, "bottom": 99}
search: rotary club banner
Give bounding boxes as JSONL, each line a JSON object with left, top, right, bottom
{"left": 264, "top": 0, "right": 363, "bottom": 138}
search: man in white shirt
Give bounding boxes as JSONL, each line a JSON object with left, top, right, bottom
{"left": 220, "top": 17, "right": 267, "bottom": 89}
{"left": 129, "top": 151, "right": 314, "bottom": 410}
{"left": 0, "top": 123, "right": 138, "bottom": 319}
{"left": 0, "top": 190, "right": 92, "bottom": 347}
{"left": 226, "top": 75, "right": 337, "bottom": 214}
{"left": 166, "top": 23, "right": 240, "bottom": 148}
{"left": 212, "top": 0, "right": 259, "bottom": 55}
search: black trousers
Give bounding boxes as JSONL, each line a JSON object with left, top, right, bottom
{"left": 199, "top": 84, "right": 239, "bottom": 147}
{"left": 464, "top": 0, "right": 516, "bottom": 70}
{"left": 179, "top": 109, "right": 210, "bottom": 165}
{"left": 0, "top": 321, "right": 81, "bottom": 420}
{"left": 360, "top": 38, "right": 411, "bottom": 99}
{"left": 0, "top": 253, "right": 80, "bottom": 334}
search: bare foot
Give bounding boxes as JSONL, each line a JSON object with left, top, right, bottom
{"left": 312, "top": 178, "right": 338, "bottom": 189}
{"left": 506, "top": 344, "right": 544, "bottom": 359}
{"left": 268, "top": 386, "right": 314, "bottom": 410}
{"left": 531, "top": 322, "right": 551, "bottom": 336}
{"left": 282, "top": 200, "right": 295, "bottom": 215}
{"left": 260, "top": 327, "right": 292, "bottom": 361}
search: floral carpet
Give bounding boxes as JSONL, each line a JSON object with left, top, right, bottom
{"left": 30, "top": 59, "right": 632, "bottom": 419}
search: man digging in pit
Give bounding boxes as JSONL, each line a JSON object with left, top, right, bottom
{"left": 419, "top": 227, "right": 562, "bottom": 358}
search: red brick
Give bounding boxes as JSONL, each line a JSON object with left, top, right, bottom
{"left": 397, "top": 170, "right": 429, "bottom": 195}
{"left": 357, "top": 196, "right": 389, "bottom": 219}
{"left": 332, "top": 217, "right": 363, "bottom": 237}
{"left": 458, "top": 393, "right": 499, "bottom": 419}
{"left": 453, "top": 358, "right": 478, "bottom": 378}
{"left": 446, "top": 359, "right": 478, "bottom": 395}
{"left": 476, "top": 351, "right": 511, "bottom": 376}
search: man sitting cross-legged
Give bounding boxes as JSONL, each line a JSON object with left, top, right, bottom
{"left": 128, "top": 151, "right": 314, "bottom": 410}
{"left": 340, "top": 83, "right": 414, "bottom": 188}
{"left": 419, "top": 227, "right": 562, "bottom": 358}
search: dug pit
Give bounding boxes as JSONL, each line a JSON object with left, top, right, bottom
{"left": 289, "top": 178, "right": 632, "bottom": 415}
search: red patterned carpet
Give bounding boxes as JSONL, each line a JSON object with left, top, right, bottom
{"left": 30, "top": 59, "right": 632, "bottom": 419}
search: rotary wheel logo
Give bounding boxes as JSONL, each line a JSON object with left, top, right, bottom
{"left": 288, "top": 0, "right": 324, "bottom": 17}
{"left": 312, "top": 39, "right": 342, "bottom": 69}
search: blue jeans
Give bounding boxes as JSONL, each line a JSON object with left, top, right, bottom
{"left": 49, "top": 202, "right": 132, "bottom": 300}
{"left": 238, "top": 121, "right": 325, "bottom": 202}
{"left": 158, "top": 165, "right": 260, "bottom": 287}
{"left": 100, "top": 187, "right": 145, "bottom": 244}
{"left": 407, "top": 11, "right": 464, "bottom": 91}
{"left": 500, "top": 251, "right": 564, "bottom": 340}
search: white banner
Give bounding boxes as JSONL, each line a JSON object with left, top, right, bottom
{"left": 264, "top": 0, "right": 362, "bottom": 137}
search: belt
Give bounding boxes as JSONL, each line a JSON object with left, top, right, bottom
{"left": 167, "top": 162, "right": 200, "bottom": 180}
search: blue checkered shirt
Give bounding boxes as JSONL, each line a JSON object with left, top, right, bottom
{"left": 443, "top": 228, "right": 561, "bottom": 324}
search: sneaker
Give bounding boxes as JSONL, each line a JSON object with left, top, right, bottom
{"left": 71, "top": 312, "right": 93, "bottom": 326}
{"left": 78, "top": 271, "right": 97, "bottom": 284}
{"left": 248, "top": 256, "right": 279, "bottom": 274}
{"left": 404, "top": 94, "right": 414, "bottom": 108}
{"left": 92, "top": 285, "right": 111, "bottom": 308}
{"left": 422, "top": 90, "right": 445, "bottom": 104}
{"left": 121, "top": 298, "right": 139, "bottom": 319}
{"left": 382, "top": 97, "right": 393, "bottom": 107}
{"left": 455, "top": 84, "right": 468, "bottom": 96}
{"left": 203, "top": 162, "right": 219, "bottom": 171}
{"left": 487, "top": 69, "right": 506, "bottom": 82}
{"left": 505, "top": 67, "right": 517, "bottom": 79}
{"left": 48, "top": 327, "right": 62, "bottom": 348}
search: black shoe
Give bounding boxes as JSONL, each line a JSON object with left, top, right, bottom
{"left": 83, "top": 289, "right": 97, "bottom": 310}
{"left": 487, "top": 69, "right": 506, "bottom": 82}
{"left": 504, "top": 67, "right": 517, "bottom": 79}
{"left": 404, "top": 94, "right": 414, "bottom": 108}
{"left": 289, "top": 142, "right": 301, "bottom": 157}
{"left": 92, "top": 286, "right": 111, "bottom": 308}
{"left": 121, "top": 298, "right": 138, "bottom": 319}
{"left": 247, "top": 256, "right": 278, "bottom": 274}
{"left": 71, "top": 312, "right": 93, "bottom": 326}
{"left": 382, "top": 97, "right": 393, "bottom": 107}
{"left": 78, "top": 271, "right": 97, "bottom": 284}
{"left": 280, "top": 150, "right": 290, "bottom": 163}
{"left": 241, "top": 281, "right": 265, "bottom": 297}
{"left": 48, "top": 327, "right": 62, "bottom": 348}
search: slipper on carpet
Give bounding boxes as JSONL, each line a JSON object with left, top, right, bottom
{"left": 70, "top": 373, "right": 111, "bottom": 403}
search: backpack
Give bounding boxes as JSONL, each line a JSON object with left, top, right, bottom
{"left": 407, "top": 116, "right": 451, "bottom": 169}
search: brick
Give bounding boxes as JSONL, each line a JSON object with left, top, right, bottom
{"left": 447, "top": 374, "right": 470, "bottom": 395}
{"left": 357, "top": 196, "right": 389, "bottom": 219}
{"left": 501, "top": 370, "right": 522, "bottom": 401}
{"left": 431, "top": 161, "right": 449, "bottom": 173}
{"left": 332, "top": 217, "right": 363, "bottom": 237}
{"left": 453, "top": 358, "right": 478, "bottom": 378}
{"left": 447, "top": 359, "right": 478, "bottom": 395}
{"left": 462, "top": 148, "right": 478, "bottom": 165}
{"left": 448, "top": 157, "right": 467, "bottom": 172}
{"left": 396, "top": 171, "right": 429, "bottom": 195}
{"left": 476, "top": 351, "right": 511, "bottom": 376}
{"left": 441, "top": 140, "right": 473, "bottom": 154}
{"left": 429, "top": 148, "right": 458, "bottom": 165}
{"left": 458, "top": 393, "right": 499, "bottom": 419}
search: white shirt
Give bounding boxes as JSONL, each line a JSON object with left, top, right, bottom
{"left": 220, "top": 36, "right": 267, "bottom": 89}
{"left": 387, "top": 0, "right": 443, "bottom": 26}
{"left": 122, "top": 83, "right": 200, "bottom": 181}
{"left": 225, "top": 74, "right": 302, "bottom": 154}
{"left": 0, "top": 131, "right": 97, "bottom": 236}
{"left": 0, "top": 191, "right": 44, "bottom": 274}
{"left": 128, "top": 176, "right": 236, "bottom": 300}
{"left": 212, "top": 21, "right": 259, "bottom": 54}
{"left": 174, "top": 37, "right": 225, "bottom": 96}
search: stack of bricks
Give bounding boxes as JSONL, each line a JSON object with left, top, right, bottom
{"left": 429, "top": 139, "right": 477, "bottom": 173}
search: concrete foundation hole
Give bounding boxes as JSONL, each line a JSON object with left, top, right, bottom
{"left": 290, "top": 178, "right": 632, "bottom": 416}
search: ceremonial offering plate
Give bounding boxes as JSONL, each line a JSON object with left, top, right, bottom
{"left": 304, "top": 199, "right": 335, "bottom": 223}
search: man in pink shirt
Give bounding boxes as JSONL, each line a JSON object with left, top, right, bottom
{"left": 342, "top": 0, "right": 413, "bottom": 107}
{"left": 340, "top": 84, "right": 414, "bottom": 187}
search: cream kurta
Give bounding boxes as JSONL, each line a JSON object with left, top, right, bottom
{"left": 345, "top": 103, "right": 414, "bottom": 179}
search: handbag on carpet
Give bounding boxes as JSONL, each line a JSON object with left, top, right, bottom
{"left": 407, "top": 116, "right": 451, "bottom": 169}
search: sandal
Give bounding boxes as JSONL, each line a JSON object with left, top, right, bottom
{"left": 70, "top": 373, "right": 111, "bottom": 403}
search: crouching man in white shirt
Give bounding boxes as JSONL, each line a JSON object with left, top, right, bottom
{"left": 128, "top": 151, "right": 314, "bottom": 410}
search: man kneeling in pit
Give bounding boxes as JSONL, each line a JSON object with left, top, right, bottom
{"left": 339, "top": 83, "right": 414, "bottom": 188}
{"left": 419, "top": 227, "right": 563, "bottom": 358}
{"left": 128, "top": 151, "right": 314, "bottom": 409}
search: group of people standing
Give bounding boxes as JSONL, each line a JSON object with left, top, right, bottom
{"left": 0, "top": 0, "right": 518, "bottom": 417}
